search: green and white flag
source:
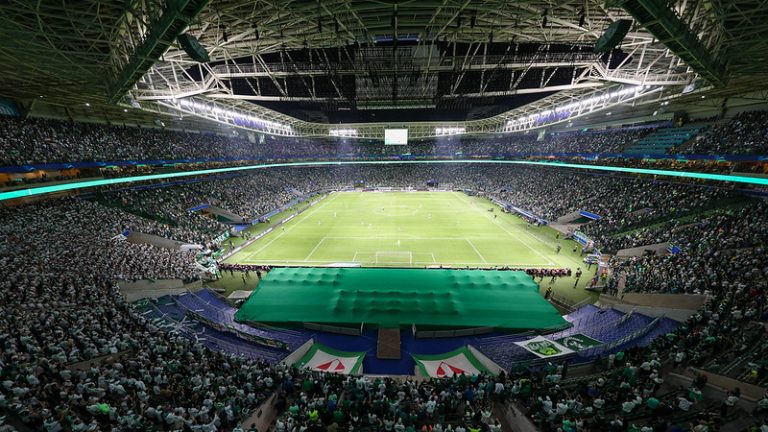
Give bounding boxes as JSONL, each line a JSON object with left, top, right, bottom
{"left": 412, "top": 346, "right": 492, "bottom": 378}
{"left": 514, "top": 336, "right": 575, "bottom": 359}
{"left": 554, "top": 333, "right": 603, "bottom": 351}
{"left": 294, "top": 343, "right": 365, "bottom": 375}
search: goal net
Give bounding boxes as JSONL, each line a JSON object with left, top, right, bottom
{"left": 375, "top": 251, "right": 413, "bottom": 267}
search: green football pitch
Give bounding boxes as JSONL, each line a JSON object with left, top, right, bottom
{"left": 225, "top": 191, "right": 588, "bottom": 272}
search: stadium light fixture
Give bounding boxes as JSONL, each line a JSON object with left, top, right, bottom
{"left": 435, "top": 127, "right": 466, "bottom": 136}
{"left": 168, "top": 98, "right": 291, "bottom": 133}
{"left": 505, "top": 85, "right": 650, "bottom": 130}
{"left": 329, "top": 128, "right": 359, "bottom": 137}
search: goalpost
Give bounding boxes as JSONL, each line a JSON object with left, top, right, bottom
{"left": 375, "top": 251, "right": 413, "bottom": 267}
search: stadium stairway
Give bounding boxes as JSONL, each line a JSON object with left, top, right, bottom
{"left": 377, "top": 328, "right": 402, "bottom": 359}
{"left": 120, "top": 278, "right": 202, "bottom": 302}
{"left": 173, "top": 289, "right": 313, "bottom": 350}
{"left": 623, "top": 124, "right": 708, "bottom": 154}
{"left": 615, "top": 241, "right": 672, "bottom": 257}
{"left": 206, "top": 205, "right": 247, "bottom": 223}
{"left": 555, "top": 210, "right": 585, "bottom": 224}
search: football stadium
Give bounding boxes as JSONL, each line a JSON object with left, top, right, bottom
{"left": 1, "top": 1, "right": 768, "bottom": 431}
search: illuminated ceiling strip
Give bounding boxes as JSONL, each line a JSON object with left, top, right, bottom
{"left": 2, "top": 160, "right": 766, "bottom": 202}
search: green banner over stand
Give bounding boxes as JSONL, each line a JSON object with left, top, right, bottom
{"left": 514, "top": 336, "right": 575, "bottom": 359}
{"left": 554, "top": 333, "right": 603, "bottom": 351}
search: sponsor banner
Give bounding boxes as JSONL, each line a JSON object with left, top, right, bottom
{"left": 491, "top": 197, "right": 548, "bottom": 225}
{"left": 295, "top": 343, "right": 365, "bottom": 375}
{"left": 514, "top": 336, "right": 575, "bottom": 359}
{"left": 573, "top": 231, "right": 591, "bottom": 246}
{"left": 237, "top": 330, "right": 288, "bottom": 350}
{"left": 554, "top": 333, "right": 603, "bottom": 351}
{"left": 186, "top": 310, "right": 288, "bottom": 350}
{"left": 578, "top": 210, "right": 602, "bottom": 220}
{"left": 211, "top": 231, "right": 230, "bottom": 245}
{"left": 253, "top": 227, "right": 273, "bottom": 240}
{"left": 412, "top": 346, "right": 491, "bottom": 378}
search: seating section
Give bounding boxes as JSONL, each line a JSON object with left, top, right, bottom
{"left": 675, "top": 110, "right": 768, "bottom": 154}
{"left": 473, "top": 305, "right": 679, "bottom": 370}
{"left": 3, "top": 143, "right": 767, "bottom": 430}
{"left": 174, "top": 289, "right": 313, "bottom": 350}
{"left": 138, "top": 295, "right": 291, "bottom": 363}
{"left": 623, "top": 124, "right": 708, "bottom": 154}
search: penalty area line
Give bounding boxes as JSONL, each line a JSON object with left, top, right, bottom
{"left": 303, "top": 237, "right": 326, "bottom": 261}
{"left": 242, "top": 193, "right": 341, "bottom": 261}
{"left": 465, "top": 239, "right": 488, "bottom": 264}
{"left": 457, "top": 193, "right": 556, "bottom": 266}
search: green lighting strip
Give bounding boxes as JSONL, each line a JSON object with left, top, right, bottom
{"left": 2, "top": 159, "right": 767, "bottom": 203}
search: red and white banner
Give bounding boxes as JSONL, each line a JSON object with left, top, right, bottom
{"left": 413, "top": 347, "right": 490, "bottom": 378}
{"left": 295, "top": 343, "right": 365, "bottom": 375}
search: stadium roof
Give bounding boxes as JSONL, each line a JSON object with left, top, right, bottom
{"left": 0, "top": 0, "right": 767, "bottom": 133}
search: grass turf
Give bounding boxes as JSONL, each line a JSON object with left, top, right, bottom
{"left": 220, "top": 191, "right": 598, "bottom": 304}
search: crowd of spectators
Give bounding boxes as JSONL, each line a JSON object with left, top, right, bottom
{"left": 6, "top": 113, "right": 758, "bottom": 169}
{"left": 273, "top": 372, "right": 503, "bottom": 432}
{"left": 0, "top": 199, "right": 291, "bottom": 430}
{"left": 609, "top": 201, "right": 768, "bottom": 296}
{"left": 3, "top": 155, "right": 768, "bottom": 430}
{"left": 676, "top": 110, "right": 768, "bottom": 155}
{"left": 94, "top": 187, "right": 230, "bottom": 245}
{"left": 0, "top": 199, "right": 199, "bottom": 281}
{"left": 2, "top": 111, "right": 766, "bottom": 174}
{"left": 0, "top": 116, "right": 337, "bottom": 166}
{"left": 490, "top": 169, "right": 732, "bottom": 239}
{"left": 73, "top": 164, "right": 738, "bottom": 254}
{"left": 533, "top": 128, "right": 651, "bottom": 154}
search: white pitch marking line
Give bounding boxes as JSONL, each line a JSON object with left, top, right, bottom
{"left": 457, "top": 193, "right": 555, "bottom": 266}
{"left": 241, "top": 259, "right": 556, "bottom": 267}
{"left": 323, "top": 236, "right": 503, "bottom": 240}
{"left": 352, "top": 251, "right": 358, "bottom": 262}
{"left": 244, "top": 193, "right": 341, "bottom": 260}
{"left": 466, "top": 238, "right": 488, "bottom": 264}
{"left": 303, "top": 237, "right": 326, "bottom": 261}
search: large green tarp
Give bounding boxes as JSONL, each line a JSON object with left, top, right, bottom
{"left": 234, "top": 267, "right": 569, "bottom": 331}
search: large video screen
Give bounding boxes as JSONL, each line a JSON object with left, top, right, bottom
{"left": 384, "top": 129, "right": 408, "bottom": 145}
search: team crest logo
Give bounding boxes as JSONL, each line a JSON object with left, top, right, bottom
{"left": 315, "top": 359, "right": 346, "bottom": 372}
{"left": 436, "top": 361, "right": 467, "bottom": 377}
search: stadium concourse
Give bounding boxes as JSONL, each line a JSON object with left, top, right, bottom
{"left": 3, "top": 0, "right": 768, "bottom": 430}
